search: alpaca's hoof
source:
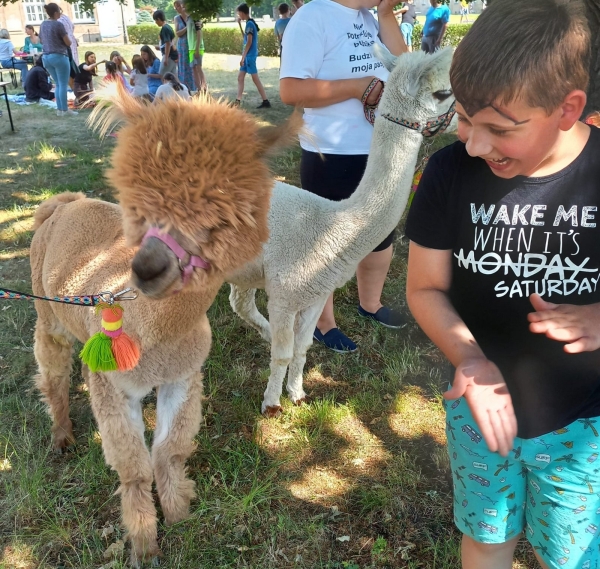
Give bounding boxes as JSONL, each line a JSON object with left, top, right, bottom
{"left": 130, "top": 548, "right": 162, "bottom": 568}
{"left": 293, "top": 396, "right": 309, "bottom": 406}
{"left": 262, "top": 405, "right": 282, "bottom": 418}
{"left": 52, "top": 428, "right": 75, "bottom": 454}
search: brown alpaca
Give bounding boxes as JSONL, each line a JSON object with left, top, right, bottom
{"left": 30, "top": 91, "right": 299, "bottom": 566}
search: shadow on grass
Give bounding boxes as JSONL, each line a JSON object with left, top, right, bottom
{"left": 0, "top": 86, "right": 538, "bottom": 569}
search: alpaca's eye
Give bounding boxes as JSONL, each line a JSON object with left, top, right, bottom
{"left": 433, "top": 89, "right": 453, "bottom": 102}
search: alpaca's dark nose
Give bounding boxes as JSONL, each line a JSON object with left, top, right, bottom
{"left": 131, "top": 239, "right": 171, "bottom": 283}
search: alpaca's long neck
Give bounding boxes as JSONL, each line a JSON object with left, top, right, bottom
{"left": 338, "top": 117, "right": 423, "bottom": 252}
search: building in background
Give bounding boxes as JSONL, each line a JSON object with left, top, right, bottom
{"left": 0, "top": 0, "right": 136, "bottom": 47}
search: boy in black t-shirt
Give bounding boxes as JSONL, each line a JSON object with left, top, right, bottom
{"left": 153, "top": 9, "right": 178, "bottom": 77}
{"left": 405, "top": 1, "right": 600, "bottom": 568}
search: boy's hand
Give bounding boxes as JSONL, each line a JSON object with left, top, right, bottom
{"left": 528, "top": 294, "right": 600, "bottom": 353}
{"left": 444, "top": 358, "right": 517, "bottom": 457}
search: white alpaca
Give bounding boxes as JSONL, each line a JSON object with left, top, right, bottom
{"left": 228, "top": 47, "right": 455, "bottom": 415}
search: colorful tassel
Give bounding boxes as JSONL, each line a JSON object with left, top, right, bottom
{"left": 408, "top": 169, "right": 424, "bottom": 208}
{"left": 79, "top": 303, "right": 141, "bottom": 372}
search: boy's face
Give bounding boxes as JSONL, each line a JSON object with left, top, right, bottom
{"left": 456, "top": 98, "right": 564, "bottom": 179}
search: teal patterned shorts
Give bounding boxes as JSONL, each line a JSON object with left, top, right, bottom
{"left": 445, "top": 396, "right": 600, "bottom": 569}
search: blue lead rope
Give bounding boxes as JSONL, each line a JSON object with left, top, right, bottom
{"left": 0, "top": 287, "right": 137, "bottom": 307}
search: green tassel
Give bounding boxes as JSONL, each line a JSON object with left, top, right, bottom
{"left": 80, "top": 332, "right": 118, "bottom": 372}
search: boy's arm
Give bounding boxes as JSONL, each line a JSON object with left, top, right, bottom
{"left": 528, "top": 294, "right": 600, "bottom": 353}
{"left": 241, "top": 30, "right": 252, "bottom": 61}
{"left": 407, "top": 242, "right": 517, "bottom": 456}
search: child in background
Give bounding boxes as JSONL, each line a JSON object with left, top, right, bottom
{"left": 153, "top": 9, "right": 178, "bottom": 77}
{"left": 24, "top": 55, "right": 54, "bottom": 103}
{"left": 140, "top": 45, "right": 162, "bottom": 98}
{"left": 405, "top": 1, "right": 600, "bottom": 568}
{"left": 183, "top": 0, "right": 207, "bottom": 93}
{"left": 73, "top": 51, "right": 104, "bottom": 107}
{"left": 234, "top": 3, "right": 270, "bottom": 108}
{"left": 103, "top": 61, "right": 128, "bottom": 90}
{"left": 130, "top": 54, "right": 150, "bottom": 99}
{"left": 154, "top": 72, "right": 190, "bottom": 102}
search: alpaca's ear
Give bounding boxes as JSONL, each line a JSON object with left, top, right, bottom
{"left": 87, "top": 81, "right": 147, "bottom": 138}
{"left": 255, "top": 111, "right": 303, "bottom": 157}
{"left": 373, "top": 43, "right": 398, "bottom": 73}
{"left": 406, "top": 47, "right": 453, "bottom": 98}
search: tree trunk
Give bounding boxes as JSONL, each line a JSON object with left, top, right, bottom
{"left": 584, "top": 0, "right": 600, "bottom": 117}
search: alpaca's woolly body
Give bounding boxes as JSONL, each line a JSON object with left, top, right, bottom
{"left": 31, "top": 93, "right": 291, "bottom": 566}
{"left": 228, "top": 48, "right": 455, "bottom": 413}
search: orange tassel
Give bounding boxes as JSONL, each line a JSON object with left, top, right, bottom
{"left": 111, "top": 332, "right": 141, "bottom": 371}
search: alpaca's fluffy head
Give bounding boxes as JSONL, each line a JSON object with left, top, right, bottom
{"left": 89, "top": 89, "right": 300, "bottom": 296}
{"left": 375, "top": 47, "right": 454, "bottom": 125}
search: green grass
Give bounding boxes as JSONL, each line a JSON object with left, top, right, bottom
{"left": 0, "top": 53, "right": 538, "bottom": 569}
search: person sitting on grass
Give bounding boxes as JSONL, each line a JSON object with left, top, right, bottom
{"left": 154, "top": 71, "right": 190, "bottom": 102}
{"left": 103, "top": 60, "right": 129, "bottom": 91}
{"left": 73, "top": 51, "right": 104, "bottom": 107}
{"left": 405, "top": 1, "right": 600, "bottom": 568}
{"left": 234, "top": 3, "right": 271, "bottom": 109}
{"left": 140, "top": 45, "right": 162, "bottom": 98}
{"left": 130, "top": 54, "right": 151, "bottom": 100}
{"left": 24, "top": 55, "right": 54, "bottom": 103}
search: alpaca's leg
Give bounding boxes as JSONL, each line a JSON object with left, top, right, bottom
{"left": 262, "top": 308, "right": 296, "bottom": 416}
{"left": 229, "top": 285, "right": 271, "bottom": 343}
{"left": 87, "top": 372, "right": 160, "bottom": 566}
{"left": 33, "top": 313, "right": 76, "bottom": 451}
{"left": 152, "top": 372, "right": 203, "bottom": 525}
{"left": 286, "top": 298, "right": 328, "bottom": 405}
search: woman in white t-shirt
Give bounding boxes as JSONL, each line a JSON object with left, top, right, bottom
{"left": 154, "top": 72, "right": 191, "bottom": 102}
{"left": 279, "top": 0, "right": 407, "bottom": 353}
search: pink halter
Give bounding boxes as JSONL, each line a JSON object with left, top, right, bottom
{"left": 142, "top": 227, "right": 210, "bottom": 285}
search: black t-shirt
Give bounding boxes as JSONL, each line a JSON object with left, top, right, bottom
{"left": 402, "top": 3, "right": 417, "bottom": 25}
{"left": 159, "top": 24, "right": 178, "bottom": 60}
{"left": 405, "top": 127, "right": 600, "bottom": 439}
{"left": 74, "top": 62, "right": 93, "bottom": 85}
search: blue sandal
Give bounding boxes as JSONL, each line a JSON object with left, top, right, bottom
{"left": 313, "top": 327, "right": 357, "bottom": 353}
{"left": 357, "top": 305, "right": 408, "bottom": 329}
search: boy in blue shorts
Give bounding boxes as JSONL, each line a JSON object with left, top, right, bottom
{"left": 405, "top": 0, "right": 600, "bottom": 567}
{"left": 234, "top": 3, "right": 271, "bottom": 109}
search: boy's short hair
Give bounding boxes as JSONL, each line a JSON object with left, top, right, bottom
{"left": 451, "top": 0, "right": 590, "bottom": 116}
{"left": 278, "top": 3, "right": 289, "bottom": 14}
{"left": 152, "top": 9, "right": 166, "bottom": 22}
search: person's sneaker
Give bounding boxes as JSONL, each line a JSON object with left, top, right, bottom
{"left": 257, "top": 99, "right": 271, "bottom": 109}
{"left": 56, "top": 110, "right": 65, "bottom": 116}
{"left": 65, "top": 109, "right": 79, "bottom": 116}
{"left": 313, "top": 327, "right": 357, "bottom": 354}
{"left": 357, "top": 305, "right": 408, "bottom": 329}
